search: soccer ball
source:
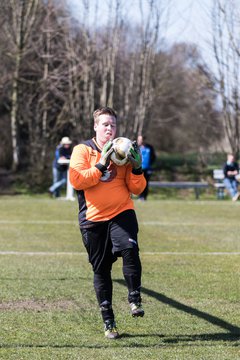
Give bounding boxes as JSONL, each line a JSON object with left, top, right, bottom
{"left": 110, "top": 137, "right": 132, "bottom": 166}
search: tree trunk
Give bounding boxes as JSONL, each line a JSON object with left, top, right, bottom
{"left": 11, "top": 56, "right": 20, "bottom": 171}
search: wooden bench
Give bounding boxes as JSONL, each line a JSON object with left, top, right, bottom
{"left": 213, "top": 169, "right": 240, "bottom": 199}
{"left": 149, "top": 181, "right": 209, "bottom": 199}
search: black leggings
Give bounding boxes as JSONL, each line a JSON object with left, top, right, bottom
{"left": 94, "top": 247, "right": 142, "bottom": 322}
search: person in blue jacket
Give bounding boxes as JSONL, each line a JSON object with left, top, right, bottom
{"left": 49, "top": 137, "right": 72, "bottom": 197}
{"left": 137, "top": 135, "right": 156, "bottom": 201}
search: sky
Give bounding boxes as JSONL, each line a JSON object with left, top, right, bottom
{"left": 165, "top": 0, "right": 214, "bottom": 68}
{"left": 66, "top": 0, "right": 215, "bottom": 71}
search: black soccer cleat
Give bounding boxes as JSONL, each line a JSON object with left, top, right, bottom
{"left": 104, "top": 320, "right": 120, "bottom": 339}
{"left": 130, "top": 302, "right": 145, "bottom": 317}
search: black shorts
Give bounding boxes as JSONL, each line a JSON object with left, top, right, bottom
{"left": 80, "top": 209, "right": 139, "bottom": 272}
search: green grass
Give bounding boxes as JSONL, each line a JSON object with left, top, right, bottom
{"left": 0, "top": 196, "right": 239, "bottom": 359}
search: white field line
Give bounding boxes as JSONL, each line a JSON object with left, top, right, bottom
{"left": 142, "top": 252, "right": 240, "bottom": 255}
{"left": 0, "top": 199, "right": 238, "bottom": 205}
{"left": 0, "top": 220, "right": 233, "bottom": 226}
{"left": 0, "top": 251, "right": 239, "bottom": 256}
{"left": 0, "top": 220, "right": 77, "bottom": 224}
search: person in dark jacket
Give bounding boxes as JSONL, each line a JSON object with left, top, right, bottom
{"left": 49, "top": 137, "right": 72, "bottom": 197}
{"left": 223, "top": 153, "right": 239, "bottom": 201}
{"left": 137, "top": 135, "right": 156, "bottom": 201}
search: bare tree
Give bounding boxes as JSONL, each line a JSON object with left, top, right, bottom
{"left": 1, "top": 0, "right": 39, "bottom": 170}
{"left": 212, "top": 0, "right": 240, "bottom": 158}
{"left": 18, "top": 1, "right": 72, "bottom": 174}
{"left": 0, "top": 0, "right": 224, "bottom": 189}
{"left": 115, "top": 0, "right": 165, "bottom": 138}
{"left": 97, "top": 1, "right": 122, "bottom": 108}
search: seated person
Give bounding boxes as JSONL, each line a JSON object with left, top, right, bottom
{"left": 223, "top": 153, "right": 239, "bottom": 201}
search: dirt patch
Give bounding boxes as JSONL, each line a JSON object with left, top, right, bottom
{"left": 0, "top": 299, "right": 80, "bottom": 311}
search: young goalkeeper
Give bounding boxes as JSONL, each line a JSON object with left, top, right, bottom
{"left": 69, "top": 107, "right": 146, "bottom": 339}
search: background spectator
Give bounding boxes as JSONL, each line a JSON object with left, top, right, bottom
{"left": 49, "top": 137, "right": 72, "bottom": 198}
{"left": 137, "top": 135, "right": 156, "bottom": 201}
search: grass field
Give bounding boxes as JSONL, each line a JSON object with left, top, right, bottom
{"left": 0, "top": 196, "right": 239, "bottom": 360}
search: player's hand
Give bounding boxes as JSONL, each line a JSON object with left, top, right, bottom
{"left": 127, "top": 141, "right": 142, "bottom": 169}
{"left": 99, "top": 141, "right": 114, "bottom": 168}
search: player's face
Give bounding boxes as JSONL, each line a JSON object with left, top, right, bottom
{"left": 137, "top": 135, "right": 143, "bottom": 146}
{"left": 94, "top": 114, "right": 117, "bottom": 147}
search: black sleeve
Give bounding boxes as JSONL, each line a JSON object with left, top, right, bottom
{"left": 149, "top": 145, "right": 156, "bottom": 165}
{"left": 59, "top": 146, "right": 72, "bottom": 159}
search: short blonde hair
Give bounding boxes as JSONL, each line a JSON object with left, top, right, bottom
{"left": 93, "top": 107, "right": 117, "bottom": 125}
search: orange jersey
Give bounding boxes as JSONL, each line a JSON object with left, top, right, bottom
{"left": 69, "top": 138, "right": 146, "bottom": 227}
